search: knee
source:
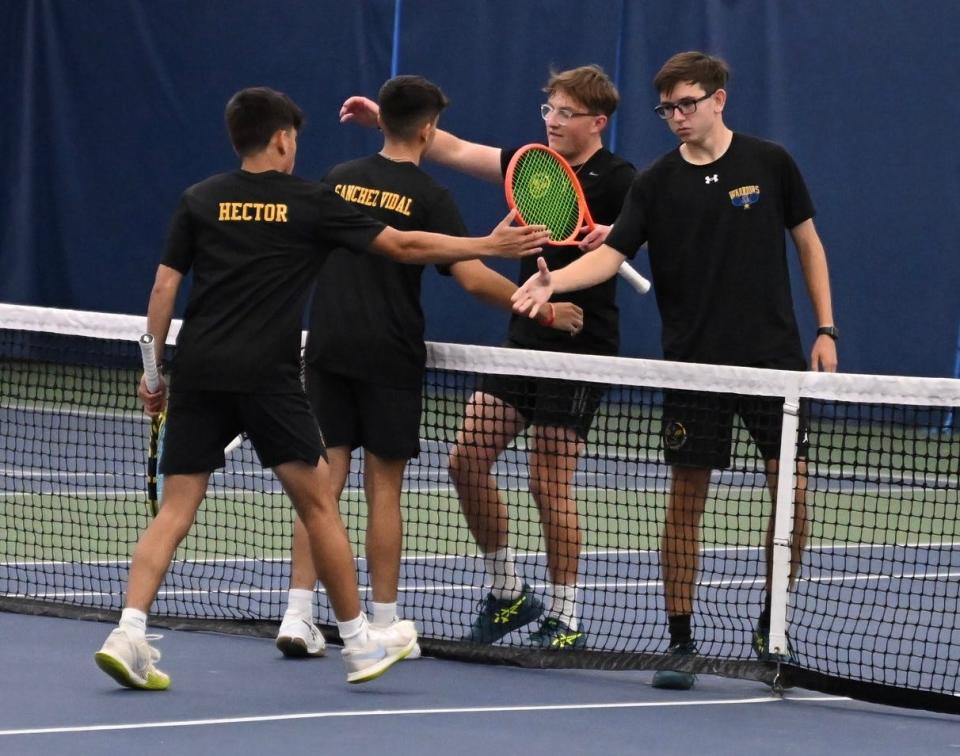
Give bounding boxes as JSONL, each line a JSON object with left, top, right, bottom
{"left": 296, "top": 492, "right": 339, "bottom": 526}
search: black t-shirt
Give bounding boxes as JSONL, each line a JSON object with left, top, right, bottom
{"left": 305, "top": 155, "right": 466, "bottom": 389}
{"left": 501, "top": 147, "right": 635, "bottom": 355}
{"left": 606, "top": 133, "right": 813, "bottom": 367}
{"left": 161, "top": 169, "right": 385, "bottom": 391}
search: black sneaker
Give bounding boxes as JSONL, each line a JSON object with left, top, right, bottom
{"left": 466, "top": 584, "right": 544, "bottom": 643}
{"left": 651, "top": 641, "right": 698, "bottom": 690}
{"left": 529, "top": 617, "right": 586, "bottom": 650}
{"left": 752, "top": 624, "right": 795, "bottom": 663}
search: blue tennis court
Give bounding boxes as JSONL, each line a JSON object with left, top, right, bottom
{"left": 1, "top": 612, "right": 958, "bottom": 756}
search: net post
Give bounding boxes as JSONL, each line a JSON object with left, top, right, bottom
{"left": 769, "top": 393, "right": 800, "bottom": 658}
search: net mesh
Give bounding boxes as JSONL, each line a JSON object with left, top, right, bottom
{"left": 508, "top": 147, "right": 581, "bottom": 242}
{"left": 1, "top": 304, "right": 958, "bottom": 714}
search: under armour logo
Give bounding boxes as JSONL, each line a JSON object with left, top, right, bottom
{"left": 705, "top": 174, "right": 719, "bottom": 184}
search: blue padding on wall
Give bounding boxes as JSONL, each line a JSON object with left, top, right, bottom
{"left": 2, "top": 0, "right": 959, "bottom": 376}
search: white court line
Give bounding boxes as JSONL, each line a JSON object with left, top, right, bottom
{"left": 8, "top": 569, "right": 959, "bottom": 602}
{"left": 2, "top": 540, "right": 957, "bottom": 569}
{"left": 0, "top": 694, "right": 845, "bottom": 737}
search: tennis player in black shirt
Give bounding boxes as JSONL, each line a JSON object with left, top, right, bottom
{"left": 340, "top": 66, "right": 635, "bottom": 649}
{"left": 275, "top": 76, "right": 583, "bottom": 659}
{"left": 93, "top": 86, "right": 549, "bottom": 690}
{"left": 513, "top": 52, "right": 837, "bottom": 689}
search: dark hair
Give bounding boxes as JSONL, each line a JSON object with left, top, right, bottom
{"left": 543, "top": 64, "right": 619, "bottom": 117}
{"left": 224, "top": 87, "right": 305, "bottom": 157}
{"left": 653, "top": 51, "right": 730, "bottom": 96}
{"left": 377, "top": 75, "right": 449, "bottom": 140}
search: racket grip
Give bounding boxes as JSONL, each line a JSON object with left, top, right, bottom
{"left": 617, "top": 262, "right": 651, "bottom": 295}
{"left": 224, "top": 434, "right": 243, "bottom": 455}
{"left": 139, "top": 334, "right": 161, "bottom": 392}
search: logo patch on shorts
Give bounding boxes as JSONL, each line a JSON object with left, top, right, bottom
{"left": 663, "top": 420, "right": 688, "bottom": 450}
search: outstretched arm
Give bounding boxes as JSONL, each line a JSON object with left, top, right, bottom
{"left": 450, "top": 259, "right": 584, "bottom": 334}
{"left": 791, "top": 219, "right": 837, "bottom": 373}
{"left": 340, "top": 95, "right": 502, "bottom": 182}
{"left": 370, "top": 210, "right": 549, "bottom": 264}
{"left": 512, "top": 245, "right": 626, "bottom": 318}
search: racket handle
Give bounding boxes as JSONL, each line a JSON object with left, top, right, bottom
{"left": 224, "top": 434, "right": 243, "bottom": 455}
{"left": 617, "top": 262, "right": 651, "bottom": 295}
{"left": 139, "top": 334, "right": 161, "bottom": 392}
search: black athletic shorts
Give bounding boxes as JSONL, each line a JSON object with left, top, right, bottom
{"left": 159, "top": 389, "right": 325, "bottom": 475}
{"left": 661, "top": 390, "right": 810, "bottom": 469}
{"left": 479, "top": 373, "right": 607, "bottom": 441}
{"left": 304, "top": 365, "right": 422, "bottom": 460}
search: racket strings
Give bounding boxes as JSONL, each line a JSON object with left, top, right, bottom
{"left": 510, "top": 150, "right": 581, "bottom": 242}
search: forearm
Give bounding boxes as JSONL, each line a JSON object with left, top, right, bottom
{"left": 451, "top": 260, "right": 516, "bottom": 310}
{"left": 372, "top": 227, "right": 488, "bottom": 264}
{"left": 424, "top": 130, "right": 502, "bottom": 183}
{"left": 145, "top": 265, "right": 183, "bottom": 356}
{"left": 549, "top": 245, "right": 625, "bottom": 294}
{"left": 792, "top": 222, "right": 834, "bottom": 325}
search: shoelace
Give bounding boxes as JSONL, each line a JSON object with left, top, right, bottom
{"left": 144, "top": 633, "right": 164, "bottom": 664}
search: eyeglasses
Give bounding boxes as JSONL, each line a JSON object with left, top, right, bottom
{"left": 653, "top": 92, "right": 713, "bottom": 120}
{"left": 540, "top": 103, "right": 598, "bottom": 124}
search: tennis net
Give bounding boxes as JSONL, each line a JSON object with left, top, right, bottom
{"left": 1, "top": 303, "right": 958, "bottom": 714}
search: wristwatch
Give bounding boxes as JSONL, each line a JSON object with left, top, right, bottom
{"left": 816, "top": 325, "right": 839, "bottom": 341}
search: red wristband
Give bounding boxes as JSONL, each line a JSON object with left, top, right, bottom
{"left": 537, "top": 303, "right": 556, "bottom": 328}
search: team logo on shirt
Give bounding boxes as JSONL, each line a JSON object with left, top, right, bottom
{"left": 663, "top": 420, "right": 688, "bottom": 450}
{"left": 528, "top": 172, "right": 552, "bottom": 199}
{"left": 705, "top": 174, "right": 719, "bottom": 184}
{"left": 729, "top": 185, "right": 761, "bottom": 209}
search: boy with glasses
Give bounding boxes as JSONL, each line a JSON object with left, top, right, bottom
{"left": 340, "top": 65, "right": 635, "bottom": 650}
{"left": 512, "top": 51, "right": 838, "bottom": 688}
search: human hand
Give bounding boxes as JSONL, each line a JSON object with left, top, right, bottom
{"left": 578, "top": 224, "right": 611, "bottom": 251}
{"left": 487, "top": 209, "right": 550, "bottom": 258}
{"left": 511, "top": 256, "right": 555, "bottom": 318}
{"left": 550, "top": 302, "right": 584, "bottom": 336}
{"left": 810, "top": 335, "right": 838, "bottom": 372}
{"left": 339, "top": 96, "right": 380, "bottom": 127}
{"left": 138, "top": 373, "right": 167, "bottom": 417}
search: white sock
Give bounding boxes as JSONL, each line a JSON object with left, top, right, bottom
{"left": 119, "top": 607, "right": 147, "bottom": 639}
{"left": 285, "top": 588, "right": 314, "bottom": 619}
{"left": 370, "top": 601, "right": 398, "bottom": 628}
{"left": 338, "top": 613, "right": 369, "bottom": 650}
{"left": 548, "top": 583, "right": 579, "bottom": 630}
{"left": 483, "top": 547, "right": 524, "bottom": 600}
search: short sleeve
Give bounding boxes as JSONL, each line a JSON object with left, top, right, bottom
{"left": 779, "top": 148, "right": 815, "bottom": 229}
{"left": 499, "top": 147, "right": 517, "bottom": 178}
{"left": 160, "top": 195, "right": 195, "bottom": 274}
{"left": 605, "top": 171, "right": 652, "bottom": 258}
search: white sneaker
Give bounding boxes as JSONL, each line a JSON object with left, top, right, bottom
{"left": 341, "top": 619, "right": 418, "bottom": 684}
{"left": 372, "top": 617, "right": 422, "bottom": 660}
{"left": 94, "top": 627, "right": 170, "bottom": 690}
{"left": 276, "top": 614, "right": 327, "bottom": 658}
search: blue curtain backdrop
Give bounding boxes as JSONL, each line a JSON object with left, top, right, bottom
{"left": 2, "top": 0, "right": 958, "bottom": 377}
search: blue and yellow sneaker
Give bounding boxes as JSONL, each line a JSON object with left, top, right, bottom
{"left": 530, "top": 617, "right": 586, "bottom": 649}
{"left": 466, "top": 584, "right": 544, "bottom": 643}
{"left": 752, "top": 623, "right": 795, "bottom": 663}
{"left": 651, "top": 641, "right": 698, "bottom": 690}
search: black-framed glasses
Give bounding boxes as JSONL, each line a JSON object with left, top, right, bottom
{"left": 653, "top": 92, "right": 713, "bottom": 120}
{"left": 541, "top": 103, "right": 598, "bottom": 124}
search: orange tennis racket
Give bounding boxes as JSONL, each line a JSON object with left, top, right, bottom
{"left": 505, "top": 144, "right": 650, "bottom": 293}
